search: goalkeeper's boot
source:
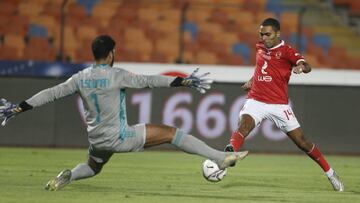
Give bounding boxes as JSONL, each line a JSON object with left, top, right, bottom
{"left": 224, "top": 144, "right": 236, "bottom": 166}
{"left": 328, "top": 171, "right": 344, "bottom": 192}
{"left": 45, "top": 169, "right": 71, "bottom": 191}
{"left": 218, "top": 151, "right": 249, "bottom": 170}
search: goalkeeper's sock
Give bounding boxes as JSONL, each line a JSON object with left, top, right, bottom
{"left": 307, "top": 144, "right": 330, "bottom": 172}
{"left": 171, "top": 129, "right": 225, "bottom": 162}
{"left": 230, "top": 131, "right": 245, "bottom": 152}
{"left": 70, "top": 163, "right": 95, "bottom": 181}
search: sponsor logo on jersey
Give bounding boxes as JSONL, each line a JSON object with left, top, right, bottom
{"left": 258, "top": 75, "right": 272, "bottom": 82}
{"left": 275, "top": 51, "right": 282, "bottom": 59}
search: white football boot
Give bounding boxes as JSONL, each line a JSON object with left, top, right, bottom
{"left": 328, "top": 171, "right": 344, "bottom": 192}
{"left": 45, "top": 169, "right": 72, "bottom": 191}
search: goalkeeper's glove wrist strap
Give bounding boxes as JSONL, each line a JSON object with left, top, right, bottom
{"left": 170, "top": 77, "right": 184, "bottom": 87}
{"left": 18, "top": 101, "right": 33, "bottom": 112}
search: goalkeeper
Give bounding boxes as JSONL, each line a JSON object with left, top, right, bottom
{"left": 0, "top": 35, "right": 248, "bottom": 191}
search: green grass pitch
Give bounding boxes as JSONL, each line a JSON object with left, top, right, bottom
{"left": 0, "top": 147, "right": 359, "bottom": 203}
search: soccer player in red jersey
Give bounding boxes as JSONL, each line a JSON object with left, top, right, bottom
{"left": 225, "top": 18, "right": 344, "bottom": 191}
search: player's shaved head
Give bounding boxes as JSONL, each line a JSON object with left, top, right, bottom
{"left": 92, "top": 35, "right": 116, "bottom": 60}
{"left": 261, "top": 18, "right": 280, "bottom": 31}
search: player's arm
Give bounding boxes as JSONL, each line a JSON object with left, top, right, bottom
{"left": 287, "top": 45, "right": 311, "bottom": 74}
{"left": 293, "top": 61, "right": 311, "bottom": 74}
{"left": 241, "top": 77, "right": 253, "bottom": 91}
{"left": 117, "top": 68, "right": 213, "bottom": 94}
{"left": 170, "top": 68, "right": 213, "bottom": 94}
{"left": 0, "top": 76, "right": 78, "bottom": 126}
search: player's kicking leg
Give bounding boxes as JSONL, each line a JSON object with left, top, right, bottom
{"left": 224, "top": 114, "right": 255, "bottom": 168}
{"left": 287, "top": 128, "right": 344, "bottom": 192}
{"left": 144, "top": 124, "right": 249, "bottom": 169}
{"left": 225, "top": 114, "right": 255, "bottom": 152}
{"left": 45, "top": 148, "right": 112, "bottom": 191}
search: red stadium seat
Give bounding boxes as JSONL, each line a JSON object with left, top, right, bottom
{"left": 3, "top": 34, "right": 25, "bottom": 59}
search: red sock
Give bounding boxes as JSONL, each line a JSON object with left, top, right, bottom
{"left": 307, "top": 144, "right": 330, "bottom": 172}
{"left": 230, "top": 131, "right": 245, "bottom": 151}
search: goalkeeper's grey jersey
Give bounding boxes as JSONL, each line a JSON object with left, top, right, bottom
{"left": 26, "top": 64, "right": 175, "bottom": 148}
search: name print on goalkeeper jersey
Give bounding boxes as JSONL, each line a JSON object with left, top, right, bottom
{"left": 79, "top": 79, "right": 110, "bottom": 89}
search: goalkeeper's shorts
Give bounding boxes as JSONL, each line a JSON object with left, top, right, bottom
{"left": 88, "top": 123, "right": 146, "bottom": 163}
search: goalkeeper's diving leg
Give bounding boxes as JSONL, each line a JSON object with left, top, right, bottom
{"left": 144, "top": 124, "right": 248, "bottom": 169}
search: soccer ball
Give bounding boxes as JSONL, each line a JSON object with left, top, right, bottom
{"left": 202, "top": 159, "right": 227, "bottom": 182}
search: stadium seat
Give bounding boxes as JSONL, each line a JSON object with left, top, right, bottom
{"left": 77, "top": 0, "right": 100, "bottom": 15}
{"left": 182, "top": 50, "right": 195, "bottom": 63}
{"left": 29, "top": 15, "right": 57, "bottom": 38}
{"left": 138, "top": 8, "right": 161, "bottom": 22}
{"left": 153, "top": 20, "right": 179, "bottom": 34}
{"left": 155, "top": 36, "right": 179, "bottom": 62}
{"left": 195, "top": 51, "right": 218, "bottom": 64}
{"left": 327, "top": 46, "right": 349, "bottom": 68}
{"left": 288, "top": 33, "right": 307, "bottom": 53}
{"left": 53, "top": 26, "right": 78, "bottom": 61}
{"left": 265, "top": 0, "right": 285, "bottom": 15}
{"left": 92, "top": 2, "right": 119, "bottom": 27}
{"left": 307, "top": 43, "right": 326, "bottom": 65}
{"left": 3, "top": 34, "right": 25, "bottom": 59}
{"left": 198, "top": 22, "right": 224, "bottom": 37}
{"left": 161, "top": 9, "right": 181, "bottom": 23}
{"left": 187, "top": 9, "right": 212, "bottom": 23}
{"left": 226, "top": 10, "right": 255, "bottom": 27}
{"left": 75, "top": 39, "right": 93, "bottom": 62}
{"left": 350, "top": 1, "right": 360, "bottom": 15}
{"left": 210, "top": 8, "right": 228, "bottom": 25}
{"left": 5, "top": 15, "right": 29, "bottom": 36}
{"left": 27, "top": 24, "right": 49, "bottom": 38}
{"left": 195, "top": 31, "right": 214, "bottom": 52}
{"left": 41, "top": 0, "right": 63, "bottom": 21}
{"left": 280, "top": 12, "right": 299, "bottom": 35}
{"left": 66, "top": 3, "right": 88, "bottom": 27}
{"left": 255, "top": 12, "right": 277, "bottom": 25}
{"left": 23, "top": 37, "right": 55, "bottom": 61}
{"left": 243, "top": 0, "right": 267, "bottom": 14}
{"left": 312, "top": 34, "right": 331, "bottom": 55}
{"left": 304, "top": 53, "right": 320, "bottom": 68}
{"left": 182, "top": 22, "right": 198, "bottom": 41}
{"left": 217, "top": 52, "right": 244, "bottom": 65}
{"left": 0, "top": 1, "right": 18, "bottom": 17}
{"left": 76, "top": 26, "right": 98, "bottom": 42}
{"left": 18, "top": 1, "right": 44, "bottom": 17}
{"left": 232, "top": 42, "right": 251, "bottom": 65}
{"left": 212, "top": 31, "right": 238, "bottom": 58}
{"left": 0, "top": 45, "right": 21, "bottom": 60}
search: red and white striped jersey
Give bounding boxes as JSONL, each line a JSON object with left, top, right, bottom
{"left": 248, "top": 40, "right": 305, "bottom": 104}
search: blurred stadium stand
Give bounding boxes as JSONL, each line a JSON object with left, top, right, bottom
{"left": 0, "top": 0, "right": 359, "bottom": 69}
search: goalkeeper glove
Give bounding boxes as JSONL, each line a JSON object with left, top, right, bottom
{"left": 0, "top": 98, "right": 32, "bottom": 126}
{"left": 170, "top": 68, "right": 213, "bottom": 94}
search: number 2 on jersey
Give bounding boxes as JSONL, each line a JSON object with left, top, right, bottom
{"left": 261, "top": 61, "right": 268, "bottom": 74}
{"left": 90, "top": 93, "right": 101, "bottom": 123}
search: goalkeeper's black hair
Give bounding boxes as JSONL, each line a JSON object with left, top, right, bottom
{"left": 261, "top": 18, "right": 281, "bottom": 31}
{"left": 92, "top": 35, "right": 116, "bottom": 60}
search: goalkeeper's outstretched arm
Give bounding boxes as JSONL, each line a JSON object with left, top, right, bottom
{"left": 0, "top": 76, "right": 78, "bottom": 126}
